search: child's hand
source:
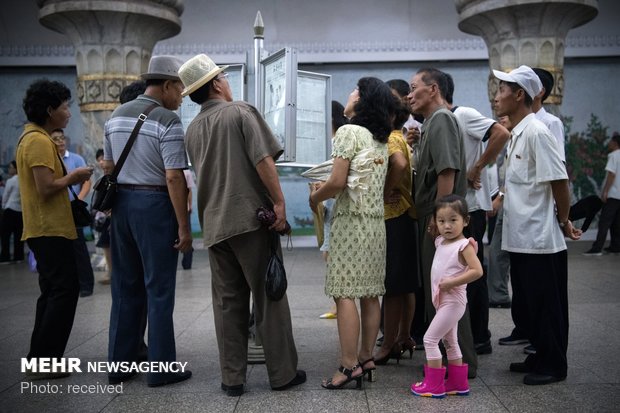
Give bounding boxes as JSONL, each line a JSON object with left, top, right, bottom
{"left": 438, "top": 279, "right": 453, "bottom": 292}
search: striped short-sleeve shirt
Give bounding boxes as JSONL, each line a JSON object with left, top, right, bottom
{"left": 104, "top": 95, "right": 187, "bottom": 185}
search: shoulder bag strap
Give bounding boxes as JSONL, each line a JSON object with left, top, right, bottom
{"left": 54, "top": 151, "right": 82, "bottom": 202}
{"left": 110, "top": 102, "right": 159, "bottom": 179}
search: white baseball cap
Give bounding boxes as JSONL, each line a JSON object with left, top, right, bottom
{"left": 493, "top": 65, "right": 543, "bottom": 99}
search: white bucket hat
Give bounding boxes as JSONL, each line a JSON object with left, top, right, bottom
{"left": 492, "top": 65, "right": 543, "bottom": 99}
{"left": 141, "top": 55, "right": 184, "bottom": 81}
{"left": 178, "top": 54, "right": 229, "bottom": 97}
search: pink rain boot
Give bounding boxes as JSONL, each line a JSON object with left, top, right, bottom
{"left": 411, "top": 365, "right": 446, "bottom": 398}
{"left": 445, "top": 363, "right": 470, "bottom": 396}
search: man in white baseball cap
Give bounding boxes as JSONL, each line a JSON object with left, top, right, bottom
{"left": 492, "top": 65, "right": 581, "bottom": 386}
{"left": 492, "top": 65, "right": 543, "bottom": 101}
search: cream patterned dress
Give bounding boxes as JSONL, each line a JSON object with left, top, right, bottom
{"left": 326, "top": 124, "right": 388, "bottom": 298}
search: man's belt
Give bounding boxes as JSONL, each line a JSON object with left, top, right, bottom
{"left": 118, "top": 184, "right": 168, "bottom": 192}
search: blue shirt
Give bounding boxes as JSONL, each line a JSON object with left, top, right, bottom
{"left": 62, "top": 150, "right": 86, "bottom": 201}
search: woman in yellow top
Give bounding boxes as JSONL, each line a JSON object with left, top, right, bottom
{"left": 374, "top": 80, "right": 420, "bottom": 365}
{"left": 17, "top": 79, "right": 93, "bottom": 380}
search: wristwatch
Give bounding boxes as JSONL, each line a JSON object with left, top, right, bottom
{"left": 498, "top": 191, "right": 505, "bottom": 199}
{"left": 558, "top": 219, "right": 569, "bottom": 228}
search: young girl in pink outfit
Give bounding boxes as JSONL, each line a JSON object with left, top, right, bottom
{"left": 411, "top": 194, "right": 483, "bottom": 398}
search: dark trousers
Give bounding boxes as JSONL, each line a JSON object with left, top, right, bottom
{"left": 26, "top": 236, "right": 79, "bottom": 358}
{"left": 510, "top": 251, "right": 569, "bottom": 377}
{"left": 592, "top": 198, "right": 620, "bottom": 251}
{"left": 464, "top": 210, "right": 491, "bottom": 344}
{"left": 0, "top": 208, "right": 24, "bottom": 261}
{"left": 108, "top": 189, "right": 179, "bottom": 384}
{"left": 74, "top": 227, "right": 94, "bottom": 294}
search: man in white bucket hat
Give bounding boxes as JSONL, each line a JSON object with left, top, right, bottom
{"left": 492, "top": 65, "right": 581, "bottom": 386}
{"left": 179, "top": 54, "right": 305, "bottom": 396}
{"left": 103, "top": 55, "right": 193, "bottom": 387}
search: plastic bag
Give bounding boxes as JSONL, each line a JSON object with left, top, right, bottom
{"left": 28, "top": 250, "right": 37, "bottom": 273}
{"left": 265, "top": 232, "right": 287, "bottom": 301}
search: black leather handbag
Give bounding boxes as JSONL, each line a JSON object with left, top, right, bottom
{"left": 58, "top": 159, "right": 93, "bottom": 228}
{"left": 91, "top": 103, "right": 158, "bottom": 212}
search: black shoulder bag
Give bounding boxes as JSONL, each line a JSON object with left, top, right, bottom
{"left": 91, "top": 103, "right": 158, "bottom": 212}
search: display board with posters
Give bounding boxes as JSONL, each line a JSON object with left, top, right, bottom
{"left": 178, "top": 63, "right": 245, "bottom": 132}
{"left": 295, "top": 70, "right": 331, "bottom": 166}
{"left": 261, "top": 48, "right": 297, "bottom": 162}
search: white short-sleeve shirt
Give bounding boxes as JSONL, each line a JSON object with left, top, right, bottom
{"left": 535, "top": 107, "right": 565, "bottom": 162}
{"left": 606, "top": 149, "right": 620, "bottom": 200}
{"left": 502, "top": 114, "right": 568, "bottom": 254}
{"left": 453, "top": 106, "right": 496, "bottom": 212}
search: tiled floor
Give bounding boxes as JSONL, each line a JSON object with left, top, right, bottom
{"left": 0, "top": 240, "right": 618, "bottom": 412}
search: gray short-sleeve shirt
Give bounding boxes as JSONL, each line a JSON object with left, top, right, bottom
{"left": 415, "top": 107, "right": 467, "bottom": 217}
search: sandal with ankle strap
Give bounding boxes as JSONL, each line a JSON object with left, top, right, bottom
{"left": 359, "top": 358, "right": 377, "bottom": 382}
{"left": 321, "top": 364, "right": 363, "bottom": 390}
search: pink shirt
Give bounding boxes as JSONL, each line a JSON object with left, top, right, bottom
{"left": 430, "top": 236, "right": 477, "bottom": 308}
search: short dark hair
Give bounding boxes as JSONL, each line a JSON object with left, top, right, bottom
{"left": 501, "top": 81, "right": 533, "bottom": 107}
{"left": 443, "top": 72, "right": 455, "bottom": 105}
{"left": 10, "top": 160, "right": 17, "bottom": 169}
{"left": 144, "top": 79, "right": 166, "bottom": 88}
{"left": 611, "top": 133, "right": 620, "bottom": 147}
{"left": 22, "top": 79, "right": 71, "bottom": 126}
{"left": 533, "top": 68, "right": 553, "bottom": 102}
{"left": 331, "top": 100, "right": 348, "bottom": 132}
{"left": 386, "top": 79, "right": 410, "bottom": 98}
{"left": 417, "top": 68, "right": 449, "bottom": 100}
{"left": 96, "top": 148, "right": 104, "bottom": 159}
{"left": 120, "top": 80, "right": 146, "bottom": 104}
{"left": 434, "top": 194, "right": 470, "bottom": 223}
{"left": 188, "top": 80, "right": 215, "bottom": 105}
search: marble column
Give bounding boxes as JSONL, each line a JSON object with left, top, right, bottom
{"left": 455, "top": 0, "right": 598, "bottom": 114}
{"left": 37, "top": 0, "right": 183, "bottom": 162}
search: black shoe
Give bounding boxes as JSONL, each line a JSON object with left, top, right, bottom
{"left": 509, "top": 362, "right": 534, "bottom": 373}
{"left": 604, "top": 247, "right": 620, "bottom": 254}
{"left": 523, "top": 344, "right": 537, "bottom": 355}
{"left": 79, "top": 290, "right": 93, "bottom": 297}
{"left": 147, "top": 370, "right": 192, "bottom": 387}
{"left": 489, "top": 301, "right": 511, "bottom": 309}
{"left": 109, "top": 372, "right": 138, "bottom": 385}
{"left": 583, "top": 248, "right": 603, "bottom": 256}
{"left": 221, "top": 383, "right": 244, "bottom": 396}
{"left": 272, "top": 370, "right": 306, "bottom": 390}
{"left": 499, "top": 334, "right": 529, "bottom": 346}
{"left": 523, "top": 373, "right": 565, "bottom": 385}
{"left": 475, "top": 340, "right": 493, "bottom": 355}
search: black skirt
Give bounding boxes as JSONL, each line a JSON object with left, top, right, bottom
{"left": 384, "top": 212, "right": 420, "bottom": 296}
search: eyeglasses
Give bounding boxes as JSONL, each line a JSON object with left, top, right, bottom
{"left": 214, "top": 72, "right": 229, "bottom": 81}
{"left": 51, "top": 135, "right": 65, "bottom": 142}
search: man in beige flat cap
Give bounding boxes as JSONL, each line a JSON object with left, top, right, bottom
{"left": 103, "top": 55, "right": 193, "bottom": 387}
{"left": 179, "top": 53, "right": 305, "bottom": 396}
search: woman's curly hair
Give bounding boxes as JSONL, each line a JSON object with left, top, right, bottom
{"left": 23, "top": 79, "right": 71, "bottom": 126}
{"left": 349, "top": 77, "right": 395, "bottom": 144}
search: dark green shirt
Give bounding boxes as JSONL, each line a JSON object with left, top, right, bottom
{"left": 414, "top": 107, "right": 467, "bottom": 218}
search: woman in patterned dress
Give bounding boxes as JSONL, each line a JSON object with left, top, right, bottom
{"left": 310, "top": 77, "right": 396, "bottom": 389}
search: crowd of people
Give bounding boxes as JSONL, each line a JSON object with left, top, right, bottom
{"left": 9, "top": 51, "right": 620, "bottom": 399}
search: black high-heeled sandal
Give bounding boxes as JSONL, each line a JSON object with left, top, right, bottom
{"left": 399, "top": 337, "right": 415, "bottom": 359}
{"left": 321, "top": 364, "right": 363, "bottom": 390}
{"left": 359, "top": 358, "right": 376, "bottom": 382}
{"left": 374, "top": 343, "right": 403, "bottom": 365}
